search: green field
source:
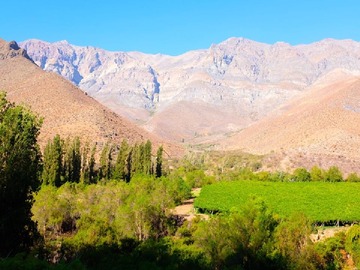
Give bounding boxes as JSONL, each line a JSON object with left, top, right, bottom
{"left": 194, "top": 181, "right": 360, "bottom": 223}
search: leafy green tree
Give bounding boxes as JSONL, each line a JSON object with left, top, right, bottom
{"left": 113, "top": 139, "right": 129, "bottom": 181}
{"left": 32, "top": 183, "right": 78, "bottom": 242}
{"left": 78, "top": 142, "right": 97, "bottom": 184}
{"left": 228, "top": 198, "right": 279, "bottom": 269}
{"left": 143, "top": 140, "right": 152, "bottom": 175}
{"left": 0, "top": 92, "right": 42, "bottom": 255}
{"left": 72, "top": 137, "right": 81, "bottom": 182}
{"left": 130, "top": 144, "right": 139, "bottom": 176}
{"left": 194, "top": 198, "right": 280, "bottom": 269}
{"left": 42, "top": 134, "right": 63, "bottom": 186}
{"left": 158, "top": 176, "right": 191, "bottom": 205}
{"left": 292, "top": 167, "right": 311, "bottom": 182}
{"left": 99, "top": 142, "right": 114, "bottom": 180}
{"left": 255, "top": 171, "right": 271, "bottom": 181}
{"left": 274, "top": 213, "right": 319, "bottom": 269}
{"left": 88, "top": 144, "right": 96, "bottom": 183}
{"left": 132, "top": 143, "right": 143, "bottom": 175}
{"left": 184, "top": 169, "right": 214, "bottom": 188}
{"left": 31, "top": 185, "right": 60, "bottom": 239}
{"left": 80, "top": 141, "right": 90, "bottom": 184}
{"left": 268, "top": 171, "right": 291, "bottom": 182}
{"left": 325, "top": 166, "right": 343, "bottom": 182}
{"left": 125, "top": 147, "right": 132, "bottom": 182}
{"left": 345, "top": 225, "right": 360, "bottom": 268}
{"left": 314, "top": 231, "right": 347, "bottom": 270}
{"left": 194, "top": 216, "right": 233, "bottom": 269}
{"left": 73, "top": 182, "right": 128, "bottom": 247}
{"left": 156, "top": 145, "right": 163, "bottom": 178}
{"left": 346, "top": 172, "right": 360, "bottom": 182}
{"left": 64, "top": 137, "right": 81, "bottom": 183}
{"left": 310, "top": 166, "right": 325, "bottom": 181}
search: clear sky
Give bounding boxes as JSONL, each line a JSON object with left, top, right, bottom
{"left": 2, "top": 0, "right": 360, "bottom": 55}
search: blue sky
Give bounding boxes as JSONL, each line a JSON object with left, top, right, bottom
{"left": 2, "top": 0, "right": 360, "bottom": 55}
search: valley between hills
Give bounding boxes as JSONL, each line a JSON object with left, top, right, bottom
{"left": 3, "top": 36, "right": 360, "bottom": 269}
{"left": 15, "top": 37, "right": 360, "bottom": 173}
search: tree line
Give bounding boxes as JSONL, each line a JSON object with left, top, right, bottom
{"left": 42, "top": 135, "right": 164, "bottom": 186}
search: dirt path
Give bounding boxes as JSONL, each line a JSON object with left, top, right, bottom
{"left": 173, "top": 198, "right": 196, "bottom": 220}
{"left": 172, "top": 188, "right": 208, "bottom": 221}
{"left": 310, "top": 226, "right": 350, "bottom": 242}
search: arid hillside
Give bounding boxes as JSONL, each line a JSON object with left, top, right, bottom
{"left": 221, "top": 70, "right": 360, "bottom": 173}
{"left": 0, "top": 38, "right": 181, "bottom": 156}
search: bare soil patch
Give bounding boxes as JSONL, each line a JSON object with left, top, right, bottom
{"left": 310, "top": 226, "right": 350, "bottom": 242}
{"left": 173, "top": 188, "right": 208, "bottom": 221}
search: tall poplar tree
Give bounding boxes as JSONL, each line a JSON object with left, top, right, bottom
{"left": 88, "top": 144, "right": 96, "bottom": 183}
{"left": 143, "top": 140, "right": 152, "bottom": 175}
{"left": 113, "top": 139, "right": 129, "bottom": 181}
{"left": 80, "top": 141, "right": 90, "bottom": 184}
{"left": 63, "top": 137, "right": 81, "bottom": 183}
{"left": 156, "top": 145, "right": 163, "bottom": 178}
{"left": 99, "top": 142, "right": 114, "bottom": 180}
{"left": 42, "top": 134, "right": 63, "bottom": 186}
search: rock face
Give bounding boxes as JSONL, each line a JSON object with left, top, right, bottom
{"left": 0, "top": 39, "right": 33, "bottom": 61}
{"left": 20, "top": 38, "right": 360, "bottom": 142}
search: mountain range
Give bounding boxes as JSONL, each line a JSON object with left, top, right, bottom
{"left": 5, "top": 37, "right": 360, "bottom": 173}
{"left": 20, "top": 38, "right": 360, "bottom": 143}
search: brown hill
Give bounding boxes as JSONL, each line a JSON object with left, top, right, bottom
{"left": 221, "top": 70, "right": 360, "bottom": 173}
{"left": 0, "top": 38, "right": 182, "bottom": 156}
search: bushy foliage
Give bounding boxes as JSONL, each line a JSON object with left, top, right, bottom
{"left": 292, "top": 167, "right": 311, "bottom": 182}
{"left": 346, "top": 172, "right": 360, "bottom": 182}
{"left": 314, "top": 231, "right": 347, "bottom": 270}
{"left": 32, "top": 175, "right": 191, "bottom": 261}
{"left": 192, "top": 198, "right": 321, "bottom": 269}
{"left": 274, "top": 213, "right": 320, "bottom": 269}
{"left": 324, "top": 166, "right": 343, "bottom": 182}
{"left": 345, "top": 225, "right": 360, "bottom": 268}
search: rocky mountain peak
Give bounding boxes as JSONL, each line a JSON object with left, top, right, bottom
{"left": 0, "top": 39, "right": 33, "bottom": 62}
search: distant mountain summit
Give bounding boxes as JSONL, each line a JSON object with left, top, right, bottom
{"left": 20, "top": 38, "right": 360, "bottom": 143}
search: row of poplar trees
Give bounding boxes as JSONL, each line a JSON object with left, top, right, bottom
{"left": 42, "top": 135, "right": 163, "bottom": 187}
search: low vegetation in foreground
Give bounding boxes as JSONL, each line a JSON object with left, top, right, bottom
{"left": 2, "top": 92, "right": 360, "bottom": 269}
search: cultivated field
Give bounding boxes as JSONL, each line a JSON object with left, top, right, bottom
{"left": 194, "top": 181, "right": 360, "bottom": 223}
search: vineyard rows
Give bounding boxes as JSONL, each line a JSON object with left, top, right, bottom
{"left": 194, "top": 181, "right": 360, "bottom": 223}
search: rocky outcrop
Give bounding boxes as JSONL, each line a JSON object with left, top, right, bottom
{"left": 0, "top": 39, "right": 33, "bottom": 61}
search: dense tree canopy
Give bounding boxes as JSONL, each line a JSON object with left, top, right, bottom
{"left": 0, "top": 92, "right": 42, "bottom": 256}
